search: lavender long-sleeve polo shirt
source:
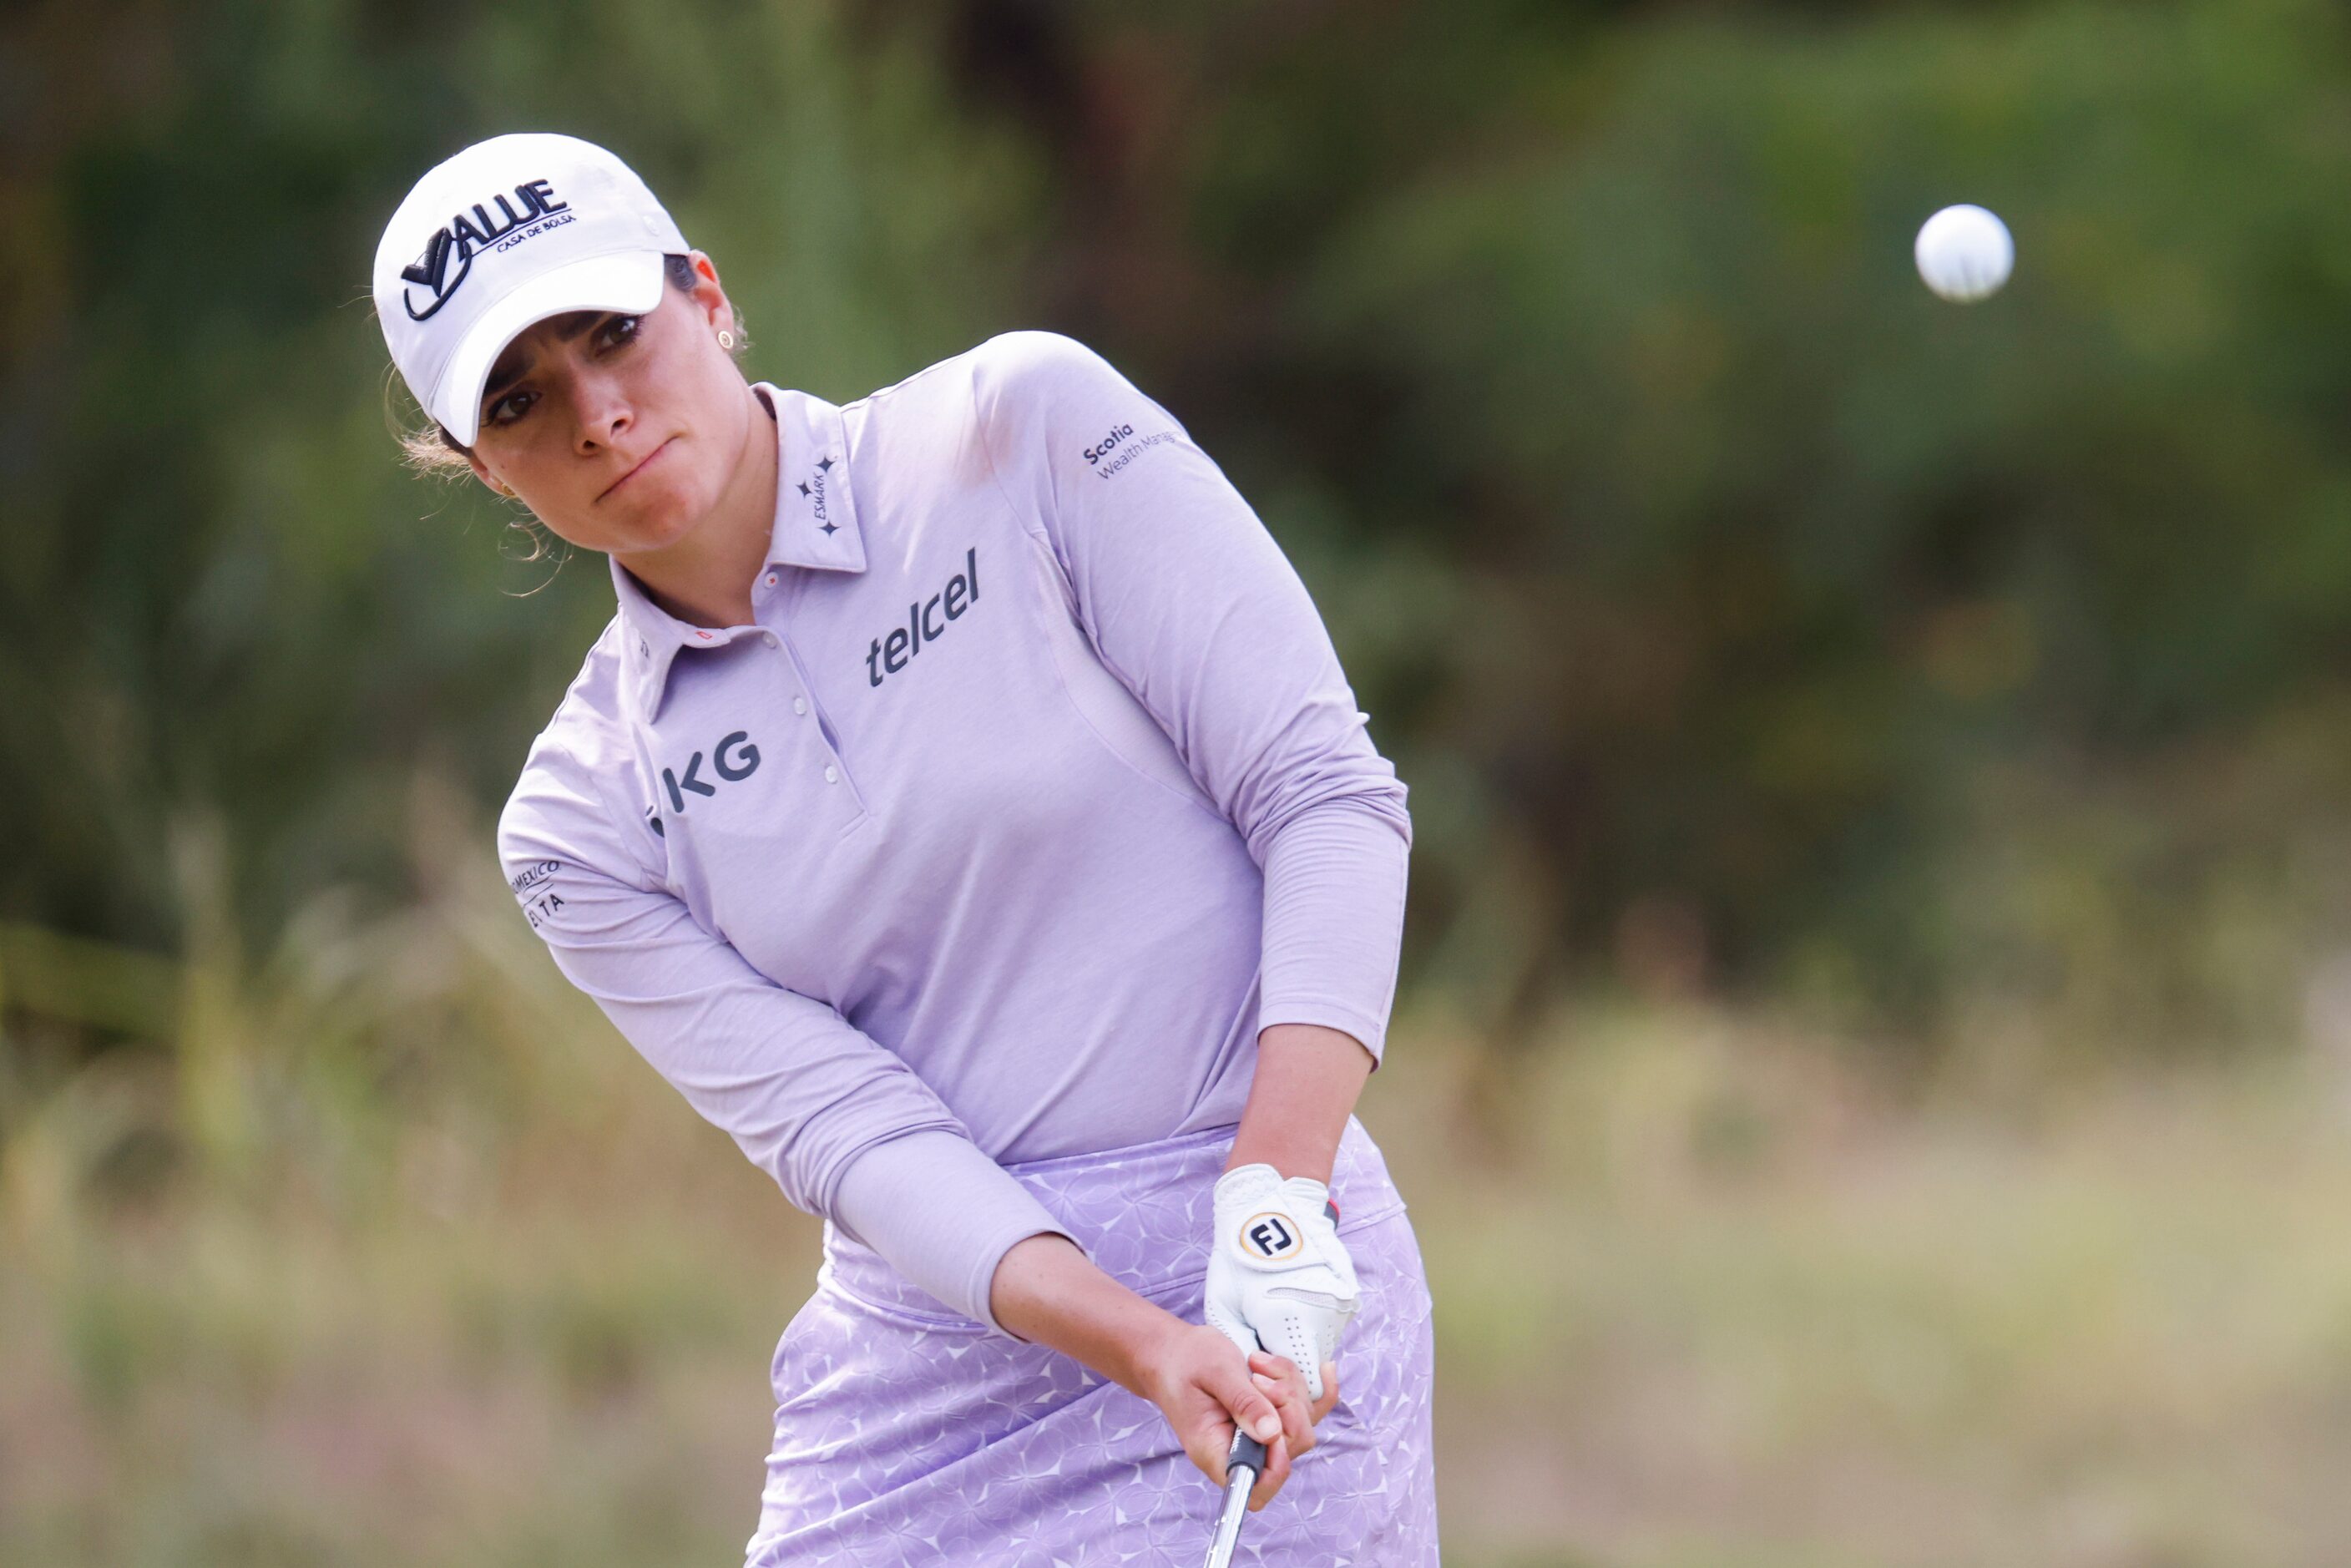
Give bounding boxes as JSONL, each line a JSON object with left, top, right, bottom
{"left": 497, "top": 331, "right": 1412, "bottom": 1333}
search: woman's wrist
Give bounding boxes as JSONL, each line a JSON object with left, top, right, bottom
{"left": 1225, "top": 1022, "right": 1373, "bottom": 1182}
{"left": 989, "top": 1232, "right": 1186, "bottom": 1394}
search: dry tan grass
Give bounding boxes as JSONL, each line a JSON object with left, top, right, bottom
{"left": 10, "top": 775, "right": 2351, "bottom": 1563}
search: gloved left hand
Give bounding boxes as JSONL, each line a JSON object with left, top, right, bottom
{"left": 1202, "top": 1162, "right": 1359, "bottom": 1401}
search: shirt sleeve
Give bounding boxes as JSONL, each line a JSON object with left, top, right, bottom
{"left": 973, "top": 331, "right": 1413, "bottom": 1063}
{"left": 498, "top": 736, "right": 1077, "bottom": 1334}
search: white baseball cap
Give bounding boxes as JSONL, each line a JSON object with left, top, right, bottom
{"left": 373, "top": 131, "right": 690, "bottom": 447}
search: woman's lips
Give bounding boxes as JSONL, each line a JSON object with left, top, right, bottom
{"left": 601, "top": 437, "right": 674, "bottom": 500}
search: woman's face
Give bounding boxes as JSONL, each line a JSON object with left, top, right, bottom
{"left": 461, "top": 252, "right": 752, "bottom": 556}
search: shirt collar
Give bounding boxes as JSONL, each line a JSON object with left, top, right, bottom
{"left": 610, "top": 382, "right": 867, "bottom": 722}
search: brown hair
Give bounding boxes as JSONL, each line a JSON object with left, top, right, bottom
{"left": 390, "top": 252, "right": 751, "bottom": 483}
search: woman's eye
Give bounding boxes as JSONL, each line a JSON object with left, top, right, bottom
{"left": 483, "top": 318, "right": 635, "bottom": 427}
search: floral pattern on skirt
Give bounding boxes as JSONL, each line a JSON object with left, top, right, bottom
{"left": 745, "top": 1115, "right": 1438, "bottom": 1566}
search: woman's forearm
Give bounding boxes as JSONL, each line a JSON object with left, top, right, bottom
{"left": 990, "top": 1235, "right": 1300, "bottom": 1487}
{"left": 990, "top": 1023, "right": 1372, "bottom": 1374}
{"left": 989, "top": 1232, "right": 1181, "bottom": 1391}
{"left": 1225, "top": 1022, "right": 1375, "bottom": 1183}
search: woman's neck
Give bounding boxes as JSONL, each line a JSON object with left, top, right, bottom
{"left": 616, "top": 386, "right": 781, "bottom": 630}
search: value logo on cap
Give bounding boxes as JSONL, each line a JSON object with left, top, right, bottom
{"left": 400, "top": 179, "right": 573, "bottom": 321}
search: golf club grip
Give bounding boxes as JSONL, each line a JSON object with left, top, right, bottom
{"left": 1227, "top": 1428, "right": 1268, "bottom": 1482}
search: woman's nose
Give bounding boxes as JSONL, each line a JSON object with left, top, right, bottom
{"left": 569, "top": 369, "right": 634, "bottom": 453}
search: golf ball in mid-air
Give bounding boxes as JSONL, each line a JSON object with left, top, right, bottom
{"left": 1914, "top": 204, "right": 2014, "bottom": 302}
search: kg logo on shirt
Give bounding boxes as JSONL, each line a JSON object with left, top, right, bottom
{"left": 645, "top": 730, "right": 762, "bottom": 836}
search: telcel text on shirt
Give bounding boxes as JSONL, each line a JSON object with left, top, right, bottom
{"left": 498, "top": 331, "right": 1412, "bottom": 1333}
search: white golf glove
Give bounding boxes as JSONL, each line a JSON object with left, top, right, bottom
{"left": 1202, "top": 1162, "right": 1359, "bottom": 1401}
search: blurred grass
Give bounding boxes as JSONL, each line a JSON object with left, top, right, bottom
{"left": 1390, "top": 1007, "right": 2351, "bottom": 1568}
{"left": 12, "top": 794, "right": 2351, "bottom": 1565}
{"left": 0, "top": 766, "right": 826, "bottom": 1565}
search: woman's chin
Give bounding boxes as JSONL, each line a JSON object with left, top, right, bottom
{"left": 601, "top": 487, "right": 708, "bottom": 554}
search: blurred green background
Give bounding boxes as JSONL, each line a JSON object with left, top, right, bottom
{"left": 13, "top": 0, "right": 2351, "bottom": 1561}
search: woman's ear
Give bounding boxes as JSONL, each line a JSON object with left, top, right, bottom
{"left": 686, "top": 250, "right": 734, "bottom": 335}
{"left": 464, "top": 452, "right": 512, "bottom": 498}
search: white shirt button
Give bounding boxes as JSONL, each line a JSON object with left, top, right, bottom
{"left": 793, "top": 695, "right": 808, "bottom": 715}
{"left": 824, "top": 765, "right": 839, "bottom": 784}
{"left": 764, "top": 632, "right": 779, "bottom": 647}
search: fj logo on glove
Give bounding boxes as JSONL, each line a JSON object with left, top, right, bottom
{"left": 1240, "top": 1212, "right": 1302, "bottom": 1262}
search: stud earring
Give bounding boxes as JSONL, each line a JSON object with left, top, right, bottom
{"left": 718, "top": 328, "right": 736, "bottom": 350}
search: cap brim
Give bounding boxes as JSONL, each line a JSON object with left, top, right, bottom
{"left": 431, "top": 250, "right": 668, "bottom": 447}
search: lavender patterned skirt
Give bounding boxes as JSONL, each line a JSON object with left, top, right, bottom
{"left": 743, "top": 1116, "right": 1438, "bottom": 1566}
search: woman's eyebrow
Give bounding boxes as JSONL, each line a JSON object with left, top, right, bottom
{"left": 482, "top": 311, "right": 610, "bottom": 402}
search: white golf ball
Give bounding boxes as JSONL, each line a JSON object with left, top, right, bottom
{"left": 1914, "top": 204, "right": 2015, "bottom": 302}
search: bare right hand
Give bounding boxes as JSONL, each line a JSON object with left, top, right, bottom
{"left": 1132, "top": 1321, "right": 1336, "bottom": 1510}
{"left": 988, "top": 1235, "right": 1338, "bottom": 1510}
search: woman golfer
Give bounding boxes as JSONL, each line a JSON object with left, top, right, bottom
{"left": 372, "top": 131, "right": 1435, "bottom": 1565}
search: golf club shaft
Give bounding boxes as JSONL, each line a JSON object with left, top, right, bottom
{"left": 1201, "top": 1429, "right": 1267, "bottom": 1568}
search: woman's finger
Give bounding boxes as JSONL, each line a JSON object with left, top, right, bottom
{"left": 1204, "top": 1356, "right": 1284, "bottom": 1482}
{"left": 1248, "top": 1431, "right": 1291, "bottom": 1510}
{"left": 1309, "top": 1358, "right": 1342, "bottom": 1424}
{"left": 1251, "top": 1366, "right": 1317, "bottom": 1458}
{"left": 1251, "top": 1348, "right": 1337, "bottom": 1437}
